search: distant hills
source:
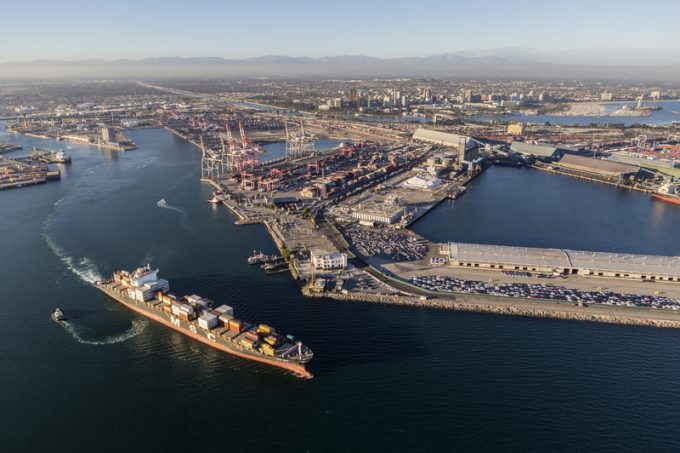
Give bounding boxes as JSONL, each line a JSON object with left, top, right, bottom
{"left": 1, "top": 49, "right": 680, "bottom": 81}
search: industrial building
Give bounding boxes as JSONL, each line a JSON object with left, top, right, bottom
{"left": 101, "top": 126, "right": 117, "bottom": 143}
{"left": 510, "top": 141, "right": 566, "bottom": 160}
{"left": 555, "top": 154, "right": 644, "bottom": 181}
{"left": 403, "top": 173, "right": 443, "bottom": 190}
{"left": 412, "top": 128, "right": 480, "bottom": 164}
{"left": 351, "top": 204, "right": 404, "bottom": 225}
{"left": 443, "top": 242, "right": 680, "bottom": 282}
{"left": 311, "top": 250, "right": 348, "bottom": 270}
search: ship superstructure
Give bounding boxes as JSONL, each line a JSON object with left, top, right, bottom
{"left": 652, "top": 178, "right": 680, "bottom": 206}
{"left": 96, "top": 265, "right": 313, "bottom": 377}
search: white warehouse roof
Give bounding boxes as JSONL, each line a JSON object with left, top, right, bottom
{"left": 412, "top": 128, "right": 477, "bottom": 150}
{"left": 448, "top": 242, "right": 680, "bottom": 277}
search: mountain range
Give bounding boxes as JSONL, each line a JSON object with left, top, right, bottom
{"left": 1, "top": 49, "right": 679, "bottom": 81}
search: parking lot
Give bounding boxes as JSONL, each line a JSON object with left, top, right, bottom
{"left": 410, "top": 274, "right": 680, "bottom": 310}
{"left": 344, "top": 226, "right": 428, "bottom": 261}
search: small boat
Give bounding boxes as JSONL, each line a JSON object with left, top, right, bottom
{"left": 248, "top": 250, "right": 269, "bottom": 264}
{"left": 51, "top": 308, "right": 66, "bottom": 322}
{"left": 54, "top": 150, "right": 71, "bottom": 164}
{"left": 208, "top": 192, "right": 221, "bottom": 204}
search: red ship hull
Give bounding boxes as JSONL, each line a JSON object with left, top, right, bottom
{"left": 652, "top": 194, "right": 680, "bottom": 206}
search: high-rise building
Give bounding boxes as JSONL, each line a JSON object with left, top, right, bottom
{"left": 102, "top": 126, "right": 116, "bottom": 143}
{"left": 539, "top": 92, "right": 554, "bottom": 103}
{"left": 401, "top": 95, "right": 409, "bottom": 108}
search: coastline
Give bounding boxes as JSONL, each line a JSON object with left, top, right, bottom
{"left": 144, "top": 125, "right": 680, "bottom": 331}
{"left": 302, "top": 286, "right": 680, "bottom": 329}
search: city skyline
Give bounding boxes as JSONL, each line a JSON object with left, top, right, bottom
{"left": 3, "top": 0, "right": 680, "bottom": 61}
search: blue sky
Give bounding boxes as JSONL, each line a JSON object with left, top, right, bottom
{"left": 2, "top": 0, "right": 679, "bottom": 60}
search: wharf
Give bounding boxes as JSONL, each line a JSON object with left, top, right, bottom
{"left": 0, "top": 142, "right": 22, "bottom": 154}
{"left": 532, "top": 162, "right": 653, "bottom": 194}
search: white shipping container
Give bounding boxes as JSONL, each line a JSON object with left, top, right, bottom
{"left": 193, "top": 299, "right": 210, "bottom": 309}
{"left": 214, "top": 305, "right": 234, "bottom": 316}
{"left": 171, "top": 304, "right": 182, "bottom": 316}
{"left": 179, "top": 305, "right": 194, "bottom": 315}
{"left": 198, "top": 313, "right": 218, "bottom": 330}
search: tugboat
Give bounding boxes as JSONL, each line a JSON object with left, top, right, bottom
{"left": 51, "top": 308, "right": 66, "bottom": 322}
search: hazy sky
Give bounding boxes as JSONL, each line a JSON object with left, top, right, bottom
{"left": 3, "top": 0, "right": 679, "bottom": 61}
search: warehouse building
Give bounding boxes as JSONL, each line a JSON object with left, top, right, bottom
{"left": 555, "top": 154, "right": 644, "bottom": 181}
{"left": 412, "top": 128, "right": 480, "bottom": 164}
{"left": 444, "top": 242, "right": 680, "bottom": 282}
{"left": 510, "top": 141, "right": 567, "bottom": 161}
{"left": 352, "top": 206, "right": 404, "bottom": 225}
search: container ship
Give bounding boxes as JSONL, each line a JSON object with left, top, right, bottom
{"left": 651, "top": 180, "right": 680, "bottom": 206}
{"left": 29, "top": 148, "right": 71, "bottom": 164}
{"left": 95, "top": 265, "right": 313, "bottom": 378}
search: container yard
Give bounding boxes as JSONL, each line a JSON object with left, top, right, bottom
{"left": 0, "top": 156, "right": 60, "bottom": 190}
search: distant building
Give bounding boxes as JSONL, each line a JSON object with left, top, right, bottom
{"left": 401, "top": 95, "right": 409, "bottom": 108}
{"left": 101, "top": 126, "right": 117, "bottom": 143}
{"left": 601, "top": 92, "right": 614, "bottom": 101}
{"left": 556, "top": 154, "right": 643, "bottom": 181}
{"left": 538, "top": 92, "right": 554, "bottom": 103}
{"left": 352, "top": 206, "right": 404, "bottom": 225}
{"left": 651, "top": 91, "right": 662, "bottom": 100}
{"left": 507, "top": 123, "right": 525, "bottom": 136}
{"left": 311, "top": 250, "right": 348, "bottom": 270}
{"left": 403, "top": 173, "right": 443, "bottom": 190}
{"left": 412, "top": 128, "right": 479, "bottom": 165}
{"left": 510, "top": 141, "right": 566, "bottom": 161}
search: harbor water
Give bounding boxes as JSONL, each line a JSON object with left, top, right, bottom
{"left": 2, "top": 125, "right": 680, "bottom": 452}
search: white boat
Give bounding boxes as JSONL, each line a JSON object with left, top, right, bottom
{"left": 208, "top": 192, "right": 221, "bottom": 204}
{"left": 51, "top": 308, "right": 65, "bottom": 322}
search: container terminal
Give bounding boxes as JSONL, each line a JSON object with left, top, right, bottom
{"left": 0, "top": 156, "right": 60, "bottom": 190}
{"left": 96, "top": 265, "right": 313, "bottom": 378}
{"left": 182, "top": 116, "right": 680, "bottom": 327}
{"left": 5, "top": 79, "right": 680, "bottom": 327}
{"left": 0, "top": 141, "right": 22, "bottom": 154}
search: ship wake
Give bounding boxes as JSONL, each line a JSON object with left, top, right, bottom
{"left": 59, "top": 318, "right": 148, "bottom": 345}
{"left": 43, "top": 197, "right": 104, "bottom": 285}
{"left": 156, "top": 198, "right": 186, "bottom": 216}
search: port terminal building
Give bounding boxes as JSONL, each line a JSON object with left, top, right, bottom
{"left": 510, "top": 141, "right": 569, "bottom": 161}
{"left": 441, "top": 242, "right": 680, "bottom": 282}
{"left": 553, "top": 154, "right": 646, "bottom": 182}
{"left": 412, "top": 128, "right": 480, "bottom": 164}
